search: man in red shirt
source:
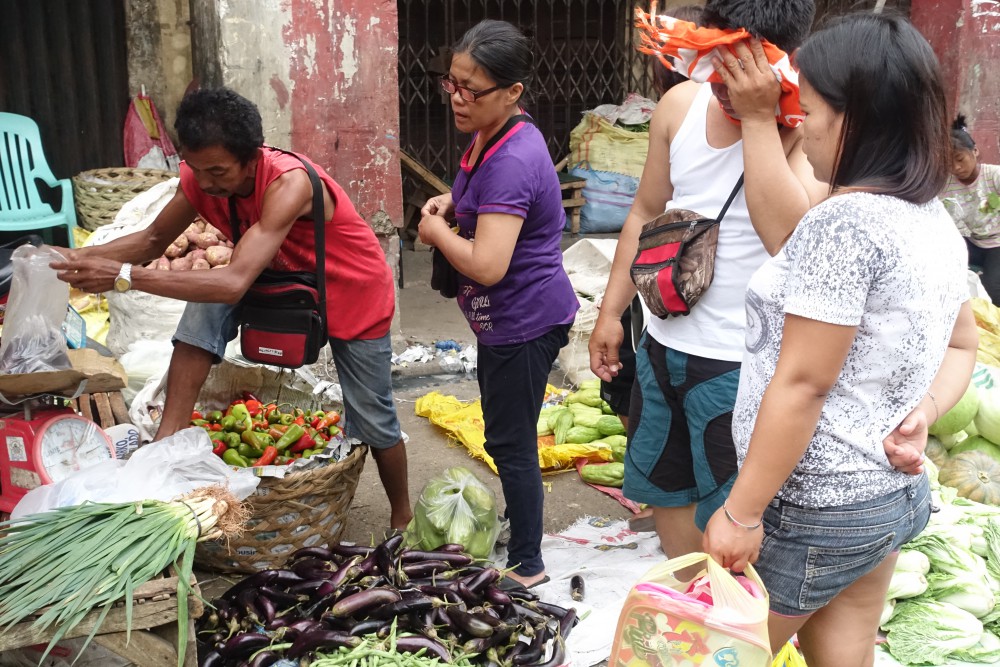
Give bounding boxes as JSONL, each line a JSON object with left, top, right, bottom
{"left": 52, "top": 88, "right": 411, "bottom": 529}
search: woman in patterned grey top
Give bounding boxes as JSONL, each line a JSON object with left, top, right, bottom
{"left": 703, "top": 13, "right": 979, "bottom": 664}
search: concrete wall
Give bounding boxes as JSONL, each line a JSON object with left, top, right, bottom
{"left": 913, "top": 0, "right": 1000, "bottom": 162}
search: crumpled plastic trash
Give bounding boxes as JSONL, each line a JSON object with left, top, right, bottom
{"left": 392, "top": 344, "right": 436, "bottom": 366}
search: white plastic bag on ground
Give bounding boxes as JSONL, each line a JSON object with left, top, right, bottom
{"left": 11, "top": 427, "right": 258, "bottom": 519}
{"left": 119, "top": 339, "right": 175, "bottom": 405}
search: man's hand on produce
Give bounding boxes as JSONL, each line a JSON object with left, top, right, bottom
{"left": 50, "top": 256, "right": 125, "bottom": 293}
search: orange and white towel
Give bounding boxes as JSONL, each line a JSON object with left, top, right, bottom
{"left": 635, "top": 4, "right": 803, "bottom": 128}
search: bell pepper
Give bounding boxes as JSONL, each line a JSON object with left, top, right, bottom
{"left": 238, "top": 442, "right": 264, "bottom": 459}
{"left": 191, "top": 410, "right": 204, "bottom": 421}
{"left": 241, "top": 430, "right": 269, "bottom": 451}
{"left": 275, "top": 424, "right": 306, "bottom": 451}
{"left": 222, "top": 449, "right": 249, "bottom": 467}
{"left": 244, "top": 399, "right": 264, "bottom": 417}
{"left": 258, "top": 433, "right": 275, "bottom": 448}
{"left": 255, "top": 446, "right": 278, "bottom": 466}
{"left": 211, "top": 440, "right": 228, "bottom": 457}
{"left": 223, "top": 432, "right": 241, "bottom": 449}
{"left": 206, "top": 410, "right": 224, "bottom": 423}
{"left": 290, "top": 434, "right": 315, "bottom": 453}
{"left": 293, "top": 415, "right": 305, "bottom": 425}
{"left": 267, "top": 409, "right": 282, "bottom": 424}
{"left": 229, "top": 403, "right": 252, "bottom": 431}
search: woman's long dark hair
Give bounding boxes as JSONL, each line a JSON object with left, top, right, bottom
{"left": 795, "top": 13, "right": 949, "bottom": 203}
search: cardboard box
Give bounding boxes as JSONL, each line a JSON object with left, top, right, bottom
{"left": 0, "top": 348, "right": 127, "bottom": 399}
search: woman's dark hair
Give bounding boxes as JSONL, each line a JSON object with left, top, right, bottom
{"left": 175, "top": 88, "right": 264, "bottom": 165}
{"left": 796, "top": 13, "right": 949, "bottom": 204}
{"left": 703, "top": 0, "right": 815, "bottom": 52}
{"left": 651, "top": 5, "right": 705, "bottom": 95}
{"left": 951, "top": 114, "right": 977, "bottom": 152}
{"left": 452, "top": 20, "right": 534, "bottom": 102}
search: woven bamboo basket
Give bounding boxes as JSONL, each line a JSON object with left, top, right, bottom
{"left": 195, "top": 445, "right": 368, "bottom": 574}
{"left": 72, "top": 167, "right": 176, "bottom": 231}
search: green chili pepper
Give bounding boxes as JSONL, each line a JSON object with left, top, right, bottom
{"left": 222, "top": 449, "right": 249, "bottom": 467}
{"left": 220, "top": 415, "right": 237, "bottom": 431}
{"left": 206, "top": 410, "right": 224, "bottom": 423}
{"left": 278, "top": 413, "right": 295, "bottom": 426}
{"left": 267, "top": 410, "right": 282, "bottom": 424}
{"left": 190, "top": 418, "right": 209, "bottom": 428}
{"left": 241, "top": 430, "right": 268, "bottom": 450}
{"left": 238, "top": 443, "right": 264, "bottom": 459}
{"left": 301, "top": 449, "right": 316, "bottom": 458}
{"left": 223, "top": 432, "right": 241, "bottom": 449}
{"left": 229, "top": 403, "right": 252, "bottom": 431}
{"left": 274, "top": 424, "right": 306, "bottom": 451}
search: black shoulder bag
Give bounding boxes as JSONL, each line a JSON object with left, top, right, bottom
{"left": 431, "top": 114, "right": 535, "bottom": 298}
{"left": 229, "top": 150, "right": 328, "bottom": 368}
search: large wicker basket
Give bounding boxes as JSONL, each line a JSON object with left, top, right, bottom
{"left": 72, "top": 167, "right": 176, "bottom": 231}
{"left": 195, "top": 445, "right": 368, "bottom": 574}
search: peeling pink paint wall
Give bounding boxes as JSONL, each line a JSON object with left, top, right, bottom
{"left": 913, "top": 0, "right": 1000, "bottom": 163}
{"left": 282, "top": 0, "right": 403, "bottom": 228}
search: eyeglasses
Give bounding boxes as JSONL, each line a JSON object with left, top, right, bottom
{"left": 440, "top": 76, "right": 504, "bottom": 102}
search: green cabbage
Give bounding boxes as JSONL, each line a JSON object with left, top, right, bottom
{"left": 885, "top": 570, "right": 927, "bottom": 600}
{"left": 883, "top": 599, "right": 982, "bottom": 665}
{"left": 929, "top": 383, "right": 980, "bottom": 437}
{"left": 924, "top": 571, "right": 996, "bottom": 618}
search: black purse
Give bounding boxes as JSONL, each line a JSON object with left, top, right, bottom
{"left": 230, "top": 150, "right": 328, "bottom": 368}
{"left": 430, "top": 114, "right": 535, "bottom": 298}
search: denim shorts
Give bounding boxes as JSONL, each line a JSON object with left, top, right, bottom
{"left": 173, "top": 302, "right": 402, "bottom": 449}
{"left": 752, "top": 475, "right": 931, "bottom": 616}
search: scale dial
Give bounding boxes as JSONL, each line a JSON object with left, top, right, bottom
{"left": 35, "top": 414, "right": 114, "bottom": 483}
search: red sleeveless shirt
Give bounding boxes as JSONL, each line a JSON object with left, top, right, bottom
{"left": 180, "top": 148, "right": 394, "bottom": 340}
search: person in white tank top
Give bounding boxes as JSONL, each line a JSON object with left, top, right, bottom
{"left": 589, "top": 0, "right": 828, "bottom": 573}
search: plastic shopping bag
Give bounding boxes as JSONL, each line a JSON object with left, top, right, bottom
{"left": 404, "top": 467, "right": 500, "bottom": 558}
{"left": 772, "top": 641, "right": 807, "bottom": 666}
{"left": 610, "top": 552, "right": 772, "bottom": 667}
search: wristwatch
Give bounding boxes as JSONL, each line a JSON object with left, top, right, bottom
{"left": 113, "top": 263, "right": 132, "bottom": 293}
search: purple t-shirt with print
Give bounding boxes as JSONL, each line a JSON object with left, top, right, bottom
{"left": 451, "top": 121, "right": 578, "bottom": 345}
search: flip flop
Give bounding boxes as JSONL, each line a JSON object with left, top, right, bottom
{"left": 498, "top": 574, "right": 551, "bottom": 591}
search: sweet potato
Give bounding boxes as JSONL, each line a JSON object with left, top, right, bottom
{"left": 183, "top": 224, "right": 201, "bottom": 246}
{"left": 203, "top": 223, "right": 225, "bottom": 239}
{"left": 153, "top": 257, "right": 171, "bottom": 270}
{"left": 193, "top": 219, "right": 206, "bottom": 232}
{"left": 193, "top": 233, "right": 219, "bottom": 250}
{"left": 191, "top": 258, "right": 211, "bottom": 270}
{"left": 170, "top": 256, "right": 193, "bottom": 271}
{"left": 188, "top": 248, "right": 207, "bottom": 263}
{"left": 205, "top": 246, "right": 233, "bottom": 267}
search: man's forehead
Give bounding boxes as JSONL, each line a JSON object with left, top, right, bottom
{"left": 182, "top": 145, "right": 241, "bottom": 168}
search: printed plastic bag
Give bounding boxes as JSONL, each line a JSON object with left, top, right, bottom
{"left": 404, "top": 467, "right": 500, "bottom": 558}
{"left": 772, "top": 642, "right": 807, "bottom": 667}
{"left": 610, "top": 552, "right": 772, "bottom": 667}
{"left": 11, "top": 427, "right": 259, "bottom": 519}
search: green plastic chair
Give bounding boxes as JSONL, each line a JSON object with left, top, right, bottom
{"left": 0, "top": 112, "right": 77, "bottom": 247}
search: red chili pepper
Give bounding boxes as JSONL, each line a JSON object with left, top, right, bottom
{"left": 252, "top": 420, "right": 269, "bottom": 431}
{"left": 293, "top": 416, "right": 305, "bottom": 426}
{"left": 209, "top": 423, "right": 223, "bottom": 432}
{"left": 255, "top": 445, "right": 278, "bottom": 466}
{"left": 245, "top": 399, "right": 264, "bottom": 417}
{"left": 191, "top": 410, "right": 204, "bottom": 421}
{"left": 315, "top": 415, "right": 339, "bottom": 431}
{"left": 212, "top": 441, "right": 228, "bottom": 457}
{"left": 310, "top": 417, "right": 322, "bottom": 429}
{"left": 267, "top": 426, "right": 288, "bottom": 441}
{"left": 290, "top": 434, "right": 315, "bottom": 453}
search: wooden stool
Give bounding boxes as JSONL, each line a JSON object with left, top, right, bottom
{"left": 559, "top": 172, "right": 587, "bottom": 233}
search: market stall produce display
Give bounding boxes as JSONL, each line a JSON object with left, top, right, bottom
{"left": 146, "top": 217, "right": 233, "bottom": 271}
{"left": 0, "top": 486, "right": 247, "bottom": 666}
{"left": 196, "top": 533, "right": 577, "bottom": 666}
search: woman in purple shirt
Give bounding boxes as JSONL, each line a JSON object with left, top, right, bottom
{"left": 419, "top": 19, "right": 578, "bottom": 589}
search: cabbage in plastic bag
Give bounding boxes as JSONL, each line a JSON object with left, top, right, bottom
{"left": 404, "top": 466, "right": 500, "bottom": 558}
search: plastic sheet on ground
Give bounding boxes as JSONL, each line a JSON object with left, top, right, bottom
{"left": 504, "top": 516, "right": 665, "bottom": 667}
{"left": 414, "top": 388, "right": 613, "bottom": 474}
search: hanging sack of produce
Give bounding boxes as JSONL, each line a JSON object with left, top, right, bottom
{"left": 610, "top": 552, "right": 772, "bottom": 667}
{"left": 630, "top": 175, "right": 743, "bottom": 318}
{"left": 231, "top": 149, "right": 328, "bottom": 368}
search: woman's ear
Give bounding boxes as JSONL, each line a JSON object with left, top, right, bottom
{"left": 507, "top": 82, "right": 525, "bottom": 105}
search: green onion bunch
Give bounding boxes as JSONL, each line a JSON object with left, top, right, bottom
{"left": 0, "top": 489, "right": 244, "bottom": 666}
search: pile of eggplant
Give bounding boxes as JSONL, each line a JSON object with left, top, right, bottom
{"left": 197, "top": 533, "right": 577, "bottom": 666}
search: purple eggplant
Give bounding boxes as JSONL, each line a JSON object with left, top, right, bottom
{"left": 289, "top": 545, "right": 337, "bottom": 562}
{"left": 331, "top": 586, "right": 402, "bottom": 618}
{"left": 270, "top": 569, "right": 307, "bottom": 587}
{"left": 370, "top": 594, "right": 436, "bottom": 620}
{"left": 559, "top": 608, "right": 578, "bottom": 639}
{"left": 465, "top": 567, "right": 501, "bottom": 593}
{"left": 506, "top": 587, "right": 539, "bottom": 602}
{"left": 482, "top": 586, "right": 513, "bottom": 607}
{"left": 288, "top": 579, "right": 326, "bottom": 597}
{"left": 418, "top": 585, "right": 464, "bottom": 606}
{"left": 375, "top": 543, "right": 399, "bottom": 581}
{"left": 248, "top": 651, "right": 281, "bottom": 667}
{"left": 401, "top": 550, "right": 474, "bottom": 566}
{"left": 446, "top": 608, "right": 494, "bottom": 638}
{"left": 511, "top": 625, "right": 548, "bottom": 665}
{"left": 383, "top": 531, "right": 405, "bottom": 554}
{"left": 534, "top": 635, "right": 566, "bottom": 667}
{"left": 328, "top": 543, "right": 374, "bottom": 558}
{"left": 258, "top": 586, "right": 303, "bottom": 609}
{"left": 433, "top": 543, "right": 467, "bottom": 553}
{"left": 199, "top": 650, "right": 224, "bottom": 667}
{"left": 401, "top": 560, "right": 454, "bottom": 578}
{"left": 287, "top": 619, "right": 323, "bottom": 634}
{"left": 345, "top": 618, "right": 386, "bottom": 636}
{"left": 286, "top": 629, "right": 361, "bottom": 659}
{"left": 526, "top": 600, "right": 571, "bottom": 620}
{"left": 220, "top": 632, "right": 271, "bottom": 660}
{"left": 253, "top": 594, "right": 277, "bottom": 624}
{"left": 450, "top": 581, "right": 480, "bottom": 606}
{"left": 395, "top": 636, "right": 453, "bottom": 662}
{"left": 326, "top": 555, "right": 363, "bottom": 589}
{"left": 221, "top": 570, "right": 279, "bottom": 601}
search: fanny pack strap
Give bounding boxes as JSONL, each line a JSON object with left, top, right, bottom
{"left": 716, "top": 174, "right": 746, "bottom": 224}
{"left": 228, "top": 148, "right": 327, "bottom": 329}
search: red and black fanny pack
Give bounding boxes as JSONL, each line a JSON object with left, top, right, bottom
{"left": 230, "top": 150, "right": 328, "bottom": 368}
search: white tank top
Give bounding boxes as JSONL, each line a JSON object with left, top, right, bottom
{"left": 645, "top": 84, "right": 768, "bottom": 362}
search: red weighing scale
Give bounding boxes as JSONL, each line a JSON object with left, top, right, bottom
{"left": 0, "top": 397, "right": 115, "bottom": 514}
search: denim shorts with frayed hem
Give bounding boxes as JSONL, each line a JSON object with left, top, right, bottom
{"left": 173, "top": 301, "right": 402, "bottom": 449}
{"left": 752, "top": 475, "right": 931, "bottom": 617}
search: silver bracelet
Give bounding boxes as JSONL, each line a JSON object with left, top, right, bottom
{"left": 926, "top": 390, "right": 940, "bottom": 424}
{"left": 723, "top": 500, "right": 763, "bottom": 530}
